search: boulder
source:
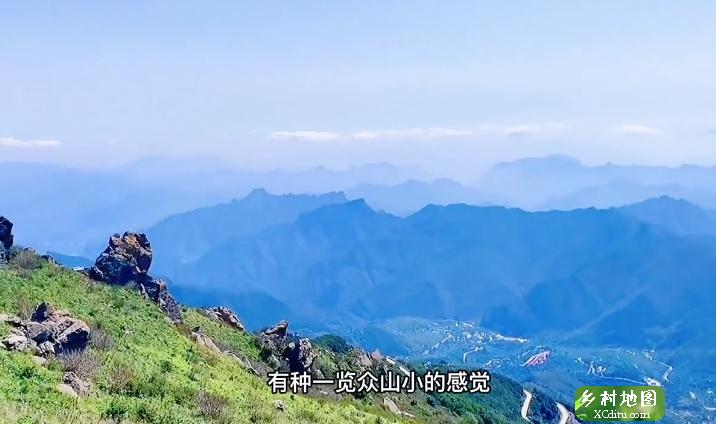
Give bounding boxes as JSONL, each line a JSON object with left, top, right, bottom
{"left": 89, "top": 232, "right": 183, "bottom": 323}
{"left": 383, "top": 397, "right": 402, "bottom": 416}
{"left": 31, "top": 303, "right": 90, "bottom": 354}
{"left": 63, "top": 371, "right": 90, "bottom": 397}
{"left": 138, "top": 277, "right": 182, "bottom": 324}
{"left": 383, "top": 397, "right": 415, "bottom": 418}
{"left": 261, "top": 321, "right": 288, "bottom": 344}
{"left": 89, "top": 232, "right": 152, "bottom": 286}
{"left": 257, "top": 321, "right": 318, "bottom": 373}
{"left": 204, "top": 307, "right": 246, "bottom": 332}
{"left": 190, "top": 329, "right": 222, "bottom": 355}
{"left": 1, "top": 303, "right": 90, "bottom": 355}
{"left": 284, "top": 338, "right": 315, "bottom": 373}
{"left": 0, "top": 216, "right": 13, "bottom": 264}
{"left": 274, "top": 399, "right": 286, "bottom": 412}
{"left": 1, "top": 334, "right": 34, "bottom": 351}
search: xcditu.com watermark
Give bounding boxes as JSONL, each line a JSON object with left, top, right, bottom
{"left": 575, "top": 386, "right": 665, "bottom": 421}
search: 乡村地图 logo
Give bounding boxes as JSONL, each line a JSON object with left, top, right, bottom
{"left": 575, "top": 386, "right": 665, "bottom": 421}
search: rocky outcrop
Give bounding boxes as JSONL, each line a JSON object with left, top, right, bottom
{"left": 89, "top": 232, "right": 152, "bottom": 286}
{"left": 258, "top": 320, "right": 316, "bottom": 373}
{"left": 189, "top": 327, "right": 260, "bottom": 375}
{"left": 89, "top": 232, "right": 182, "bottom": 323}
{"left": 190, "top": 328, "right": 223, "bottom": 355}
{"left": 0, "top": 216, "right": 13, "bottom": 264}
{"left": 137, "top": 278, "right": 182, "bottom": 323}
{"left": 203, "top": 307, "right": 245, "bottom": 332}
{"left": 62, "top": 371, "right": 91, "bottom": 397}
{"left": 383, "top": 397, "right": 415, "bottom": 418}
{"left": 284, "top": 338, "right": 315, "bottom": 373}
{"left": 1, "top": 303, "right": 90, "bottom": 355}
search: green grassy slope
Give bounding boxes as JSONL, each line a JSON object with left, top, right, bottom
{"left": 0, "top": 263, "right": 409, "bottom": 424}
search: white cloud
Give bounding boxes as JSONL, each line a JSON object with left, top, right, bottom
{"left": 269, "top": 131, "right": 341, "bottom": 142}
{"left": 0, "top": 137, "right": 61, "bottom": 149}
{"left": 351, "top": 127, "right": 474, "bottom": 140}
{"left": 269, "top": 124, "right": 566, "bottom": 142}
{"left": 613, "top": 124, "right": 664, "bottom": 137}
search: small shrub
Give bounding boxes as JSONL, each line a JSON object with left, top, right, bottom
{"left": 107, "top": 364, "right": 138, "bottom": 395}
{"left": 195, "top": 391, "right": 229, "bottom": 420}
{"left": 103, "top": 397, "right": 131, "bottom": 421}
{"left": 14, "top": 295, "right": 33, "bottom": 320}
{"left": 9, "top": 248, "right": 41, "bottom": 277}
{"left": 56, "top": 349, "right": 101, "bottom": 380}
{"left": 159, "top": 359, "right": 173, "bottom": 373}
{"left": 90, "top": 327, "right": 113, "bottom": 350}
{"left": 135, "top": 372, "right": 169, "bottom": 398}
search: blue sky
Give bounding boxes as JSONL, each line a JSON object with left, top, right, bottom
{"left": 1, "top": 1, "right": 715, "bottom": 177}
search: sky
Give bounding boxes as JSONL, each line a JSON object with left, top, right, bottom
{"left": 1, "top": 1, "right": 715, "bottom": 179}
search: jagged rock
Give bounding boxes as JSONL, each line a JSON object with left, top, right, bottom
{"left": 0, "top": 313, "right": 22, "bottom": 326}
{"left": 138, "top": 277, "right": 182, "bottom": 324}
{"left": 383, "top": 397, "right": 414, "bottom": 418}
{"left": 263, "top": 320, "right": 288, "bottom": 339}
{"left": 190, "top": 329, "right": 222, "bottom": 354}
{"left": 259, "top": 320, "right": 288, "bottom": 351}
{"left": 1, "top": 334, "right": 34, "bottom": 351}
{"left": 370, "top": 350, "right": 383, "bottom": 363}
{"left": 356, "top": 350, "right": 373, "bottom": 368}
{"left": 89, "top": 232, "right": 182, "bottom": 323}
{"left": 37, "top": 341, "right": 55, "bottom": 356}
{"left": 274, "top": 399, "right": 286, "bottom": 412}
{"left": 204, "top": 306, "right": 245, "bottom": 332}
{"left": 89, "top": 232, "right": 152, "bottom": 286}
{"left": 63, "top": 371, "right": 90, "bottom": 397}
{"left": 284, "top": 338, "right": 315, "bottom": 373}
{"left": 383, "top": 397, "right": 402, "bottom": 416}
{"left": 0, "top": 216, "right": 13, "bottom": 264}
{"left": 1, "top": 303, "right": 90, "bottom": 356}
{"left": 30, "top": 303, "right": 90, "bottom": 354}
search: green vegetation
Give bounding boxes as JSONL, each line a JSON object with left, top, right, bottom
{"left": 313, "top": 335, "right": 352, "bottom": 355}
{"left": 0, "top": 260, "right": 406, "bottom": 424}
{"left": 0, "top": 251, "right": 562, "bottom": 424}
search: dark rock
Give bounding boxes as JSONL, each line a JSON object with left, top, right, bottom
{"left": 2, "top": 303, "right": 90, "bottom": 355}
{"left": 284, "top": 338, "right": 315, "bottom": 373}
{"left": 138, "top": 277, "right": 183, "bottom": 324}
{"left": 262, "top": 320, "right": 288, "bottom": 341}
{"left": 257, "top": 321, "right": 317, "bottom": 373}
{"left": 204, "top": 306, "right": 245, "bottom": 332}
{"left": 31, "top": 302, "right": 55, "bottom": 322}
{"left": 89, "top": 232, "right": 152, "bottom": 286}
{"left": 1, "top": 334, "right": 34, "bottom": 351}
{"left": 89, "top": 232, "right": 182, "bottom": 323}
{"left": 0, "top": 216, "right": 13, "bottom": 264}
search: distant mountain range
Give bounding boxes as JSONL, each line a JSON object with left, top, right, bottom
{"left": 147, "top": 189, "right": 347, "bottom": 277}
{"left": 478, "top": 154, "right": 716, "bottom": 210}
{"left": 143, "top": 191, "right": 715, "bottom": 373}
{"left": 7, "top": 155, "right": 716, "bottom": 256}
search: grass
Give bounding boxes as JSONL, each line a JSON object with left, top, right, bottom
{"left": 0, "top": 263, "right": 407, "bottom": 424}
